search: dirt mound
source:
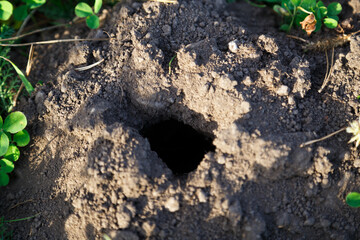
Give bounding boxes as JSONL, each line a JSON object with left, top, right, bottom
{"left": 1, "top": 0, "right": 360, "bottom": 239}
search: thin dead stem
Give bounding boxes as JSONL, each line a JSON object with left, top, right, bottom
{"left": 74, "top": 58, "right": 105, "bottom": 71}
{"left": 0, "top": 24, "right": 69, "bottom": 42}
{"left": 0, "top": 38, "right": 111, "bottom": 47}
{"left": 286, "top": 35, "right": 308, "bottom": 43}
{"left": 318, "top": 47, "right": 335, "bottom": 93}
{"left": 9, "top": 199, "right": 35, "bottom": 210}
{"left": 25, "top": 44, "right": 35, "bottom": 77}
{"left": 300, "top": 127, "right": 346, "bottom": 147}
{"left": 0, "top": 17, "right": 84, "bottom": 43}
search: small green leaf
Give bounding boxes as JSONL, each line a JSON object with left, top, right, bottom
{"left": 13, "top": 5, "right": 28, "bottom": 21}
{"left": 24, "top": 0, "right": 46, "bottom": 9}
{"left": 14, "top": 130, "right": 30, "bottom": 147}
{"left": 300, "top": 0, "right": 316, "bottom": 10}
{"left": 346, "top": 192, "right": 360, "bottom": 207}
{"left": 4, "top": 145, "right": 20, "bottom": 162}
{"left": 75, "top": 2, "right": 93, "bottom": 18}
{"left": 3, "top": 112, "right": 27, "bottom": 134}
{"left": 0, "top": 115, "right": 3, "bottom": 129}
{"left": 0, "top": 171, "right": 9, "bottom": 186}
{"left": 86, "top": 14, "right": 99, "bottom": 29}
{"left": 0, "top": 56, "right": 34, "bottom": 94}
{"left": 280, "top": 24, "right": 290, "bottom": 32}
{"left": 323, "top": 17, "right": 338, "bottom": 28}
{"left": 94, "top": 0, "right": 102, "bottom": 14}
{"left": 0, "top": 1, "right": 13, "bottom": 21}
{"left": 0, "top": 133, "right": 9, "bottom": 156}
{"left": 0, "top": 158, "right": 14, "bottom": 173}
{"left": 319, "top": 6, "right": 327, "bottom": 18}
{"left": 327, "top": 2, "right": 342, "bottom": 16}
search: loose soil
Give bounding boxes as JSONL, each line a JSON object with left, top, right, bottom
{"left": 1, "top": 0, "right": 360, "bottom": 239}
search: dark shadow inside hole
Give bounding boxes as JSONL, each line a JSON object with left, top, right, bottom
{"left": 140, "top": 119, "right": 215, "bottom": 175}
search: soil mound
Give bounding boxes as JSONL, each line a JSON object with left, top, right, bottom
{"left": 1, "top": 0, "right": 360, "bottom": 239}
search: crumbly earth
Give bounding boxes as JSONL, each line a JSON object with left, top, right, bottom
{"left": 1, "top": 0, "right": 360, "bottom": 239}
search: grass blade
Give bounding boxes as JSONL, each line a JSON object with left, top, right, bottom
{"left": 0, "top": 56, "right": 34, "bottom": 94}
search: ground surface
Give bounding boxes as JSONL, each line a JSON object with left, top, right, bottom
{"left": 1, "top": 0, "right": 360, "bottom": 239}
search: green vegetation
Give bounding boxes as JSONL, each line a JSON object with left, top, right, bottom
{"left": 0, "top": 111, "right": 30, "bottom": 187}
{"left": 273, "top": 0, "right": 342, "bottom": 34}
{"left": 0, "top": 1, "right": 107, "bottom": 237}
{"left": 346, "top": 192, "right": 360, "bottom": 208}
{"left": 75, "top": 0, "right": 103, "bottom": 29}
{"left": 228, "top": 0, "right": 342, "bottom": 34}
{"left": 0, "top": 25, "right": 18, "bottom": 115}
{"left": 1, "top": 213, "right": 40, "bottom": 239}
{"left": 0, "top": 0, "right": 104, "bottom": 187}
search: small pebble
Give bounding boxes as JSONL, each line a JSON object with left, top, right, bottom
{"left": 196, "top": 189, "right": 207, "bottom": 203}
{"left": 276, "top": 85, "right": 290, "bottom": 96}
{"left": 116, "top": 211, "right": 131, "bottom": 229}
{"left": 243, "top": 76, "right": 252, "bottom": 86}
{"left": 228, "top": 40, "right": 239, "bottom": 53}
{"left": 165, "top": 197, "right": 180, "bottom": 212}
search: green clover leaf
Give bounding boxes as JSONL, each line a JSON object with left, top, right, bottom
{"left": 346, "top": 192, "right": 360, "bottom": 208}
{"left": 0, "top": 158, "right": 14, "bottom": 173}
{"left": 75, "top": 2, "right": 93, "bottom": 18}
{"left": 13, "top": 5, "right": 28, "bottom": 21}
{"left": 323, "top": 17, "right": 338, "bottom": 28}
{"left": 0, "top": 132, "right": 9, "bottom": 157}
{"left": 86, "top": 14, "right": 99, "bottom": 29}
{"left": 0, "top": 1, "right": 13, "bottom": 21}
{"left": 94, "top": 0, "right": 102, "bottom": 14}
{"left": 24, "top": 0, "right": 46, "bottom": 9}
{"left": 3, "top": 112, "right": 27, "bottom": 134}
{"left": 327, "top": 2, "right": 342, "bottom": 16}
{"left": 14, "top": 129, "right": 30, "bottom": 147}
{"left": 4, "top": 144, "right": 20, "bottom": 162}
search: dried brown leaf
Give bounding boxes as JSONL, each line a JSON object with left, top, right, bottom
{"left": 300, "top": 13, "right": 317, "bottom": 36}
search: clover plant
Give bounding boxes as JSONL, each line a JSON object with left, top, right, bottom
{"left": 228, "top": 0, "right": 342, "bottom": 34}
{"left": 0, "top": 0, "right": 46, "bottom": 21}
{"left": 273, "top": 0, "right": 342, "bottom": 34}
{"left": 75, "top": 0, "right": 103, "bottom": 29}
{"left": 0, "top": 111, "right": 30, "bottom": 187}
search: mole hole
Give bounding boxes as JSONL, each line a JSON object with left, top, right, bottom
{"left": 140, "top": 119, "right": 215, "bottom": 175}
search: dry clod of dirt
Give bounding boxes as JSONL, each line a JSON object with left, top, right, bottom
{"left": 1, "top": 0, "right": 360, "bottom": 239}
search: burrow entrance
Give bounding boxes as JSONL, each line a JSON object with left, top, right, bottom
{"left": 140, "top": 119, "right": 215, "bottom": 175}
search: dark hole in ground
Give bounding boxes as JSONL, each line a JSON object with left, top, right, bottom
{"left": 140, "top": 119, "right": 215, "bottom": 175}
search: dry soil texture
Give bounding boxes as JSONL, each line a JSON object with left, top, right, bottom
{"left": 2, "top": 0, "right": 360, "bottom": 239}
